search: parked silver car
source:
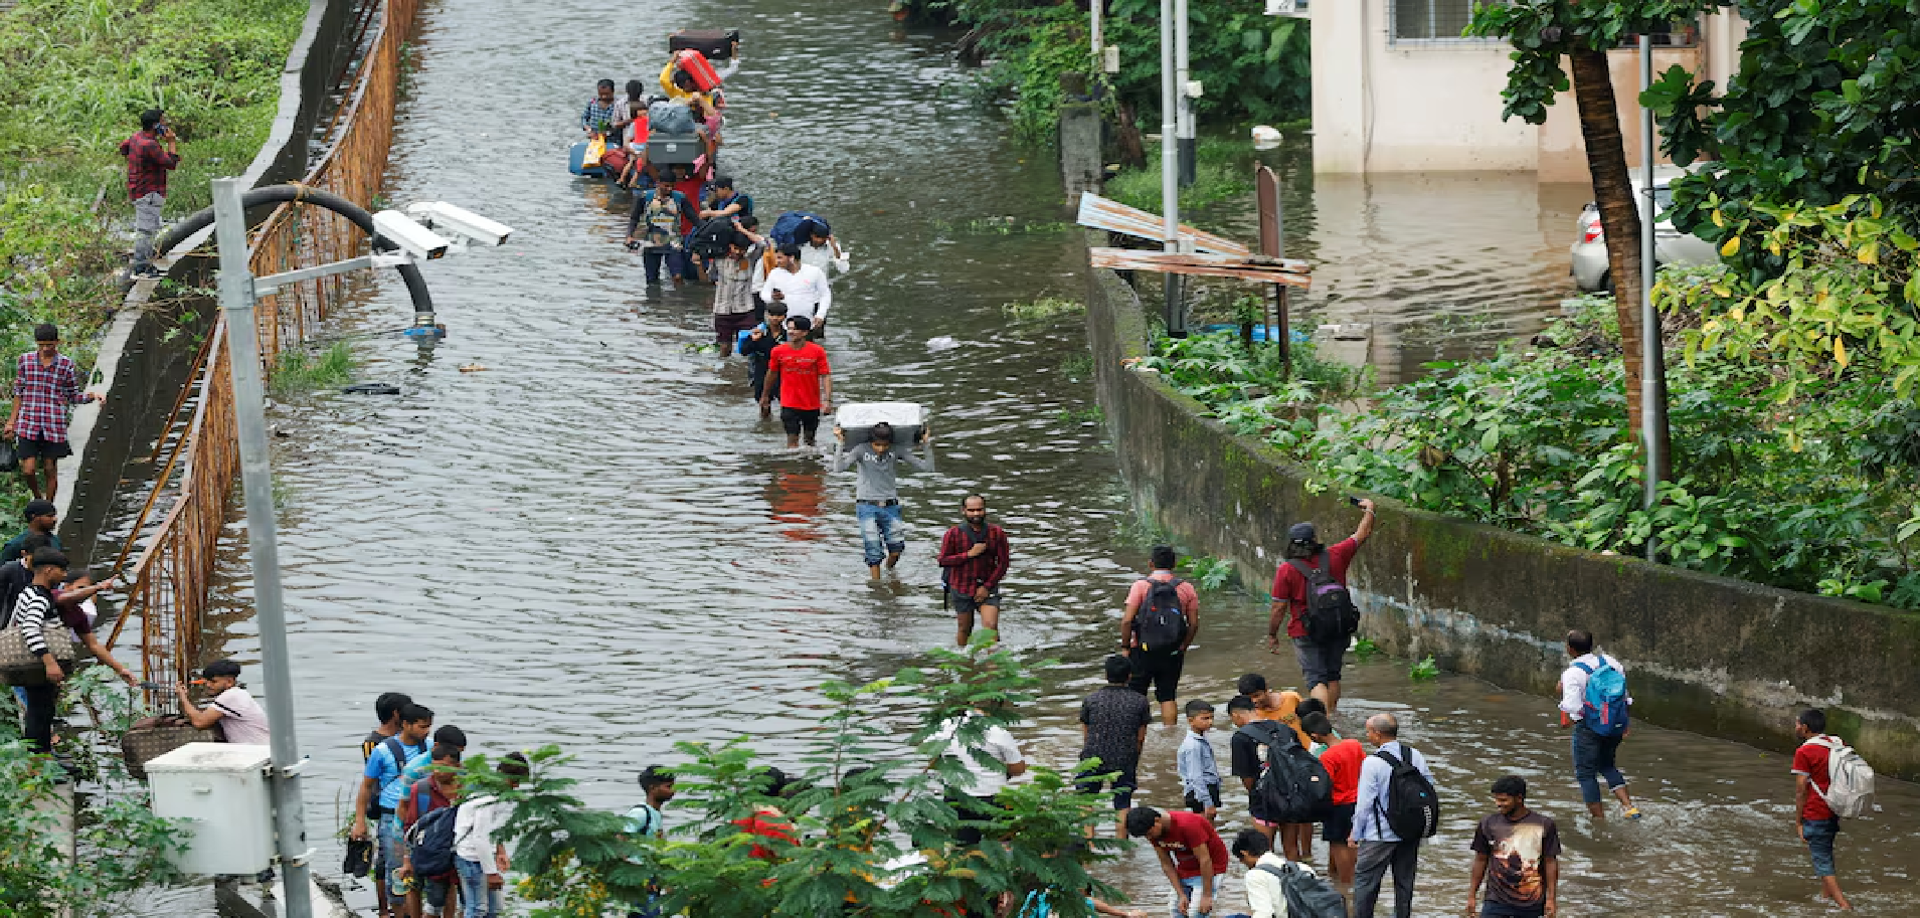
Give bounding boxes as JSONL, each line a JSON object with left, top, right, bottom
{"left": 1569, "top": 167, "right": 1719, "bottom": 292}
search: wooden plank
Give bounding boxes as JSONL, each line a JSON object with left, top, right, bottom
{"left": 1089, "top": 247, "right": 1313, "bottom": 289}
{"left": 1075, "top": 193, "right": 1253, "bottom": 257}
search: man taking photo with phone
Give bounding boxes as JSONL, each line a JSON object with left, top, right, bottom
{"left": 1267, "top": 497, "right": 1376, "bottom": 717}
{"left": 120, "top": 108, "right": 180, "bottom": 280}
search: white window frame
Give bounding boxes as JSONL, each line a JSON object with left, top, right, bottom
{"left": 1387, "top": 0, "right": 1507, "bottom": 48}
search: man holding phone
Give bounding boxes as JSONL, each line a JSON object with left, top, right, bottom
{"left": 119, "top": 108, "right": 179, "bottom": 280}
{"left": 1267, "top": 497, "right": 1375, "bottom": 716}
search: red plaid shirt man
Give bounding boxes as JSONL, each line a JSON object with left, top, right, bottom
{"left": 13, "top": 352, "right": 88, "bottom": 442}
{"left": 120, "top": 129, "right": 179, "bottom": 200}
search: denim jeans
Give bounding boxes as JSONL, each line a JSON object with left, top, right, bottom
{"left": 1803, "top": 818, "right": 1840, "bottom": 877}
{"left": 642, "top": 248, "right": 694, "bottom": 284}
{"left": 1166, "top": 875, "right": 1216, "bottom": 918}
{"left": 856, "top": 501, "right": 906, "bottom": 566}
{"left": 456, "top": 857, "right": 504, "bottom": 918}
{"left": 1571, "top": 722, "right": 1627, "bottom": 804}
{"left": 379, "top": 814, "right": 408, "bottom": 897}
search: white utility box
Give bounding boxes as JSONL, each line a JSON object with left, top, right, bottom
{"left": 835, "top": 402, "right": 928, "bottom": 447}
{"left": 148, "top": 742, "right": 275, "bottom": 875}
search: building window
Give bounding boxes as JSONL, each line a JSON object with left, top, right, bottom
{"left": 1620, "top": 19, "right": 1701, "bottom": 49}
{"left": 1389, "top": 0, "right": 1504, "bottom": 46}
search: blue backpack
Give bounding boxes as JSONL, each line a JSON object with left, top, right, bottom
{"left": 1575, "top": 657, "right": 1631, "bottom": 737}
{"left": 770, "top": 211, "right": 830, "bottom": 245}
{"left": 404, "top": 803, "right": 462, "bottom": 878}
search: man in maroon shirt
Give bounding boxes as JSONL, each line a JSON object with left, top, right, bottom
{"left": 937, "top": 494, "right": 1011, "bottom": 647}
{"left": 1266, "top": 499, "right": 1375, "bottom": 716}
{"left": 119, "top": 108, "right": 180, "bottom": 279}
{"left": 6, "top": 324, "right": 99, "bottom": 502}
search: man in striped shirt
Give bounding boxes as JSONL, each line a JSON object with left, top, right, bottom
{"left": 11, "top": 546, "right": 72, "bottom": 757}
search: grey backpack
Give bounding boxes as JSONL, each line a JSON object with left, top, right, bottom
{"left": 1256, "top": 861, "right": 1348, "bottom": 918}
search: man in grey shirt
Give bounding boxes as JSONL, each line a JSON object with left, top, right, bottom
{"left": 832, "top": 421, "right": 933, "bottom": 578}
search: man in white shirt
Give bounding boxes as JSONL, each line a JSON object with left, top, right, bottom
{"left": 455, "top": 752, "right": 529, "bottom": 918}
{"left": 758, "top": 244, "right": 832, "bottom": 333}
{"left": 799, "top": 225, "right": 850, "bottom": 276}
{"left": 175, "top": 658, "right": 270, "bottom": 745}
{"left": 1350, "top": 713, "right": 1435, "bottom": 918}
{"left": 1557, "top": 628, "right": 1641, "bottom": 820}
{"left": 1232, "top": 827, "right": 1290, "bottom": 918}
{"left": 930, "top": 705, "right": 1026, "bottom": 845}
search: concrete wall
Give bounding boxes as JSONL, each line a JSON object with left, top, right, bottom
{"left": 1311, "top": 0, "right": 1536, "bottom": 173}
{"left": 1315, "top": 4, "right": 1746, "bottom": 178}
{"left": 57, "top": 0, "right": 356, "bottom": 566}
{"left": 1082, "top": 238, "right": 1920, "bottom": 778}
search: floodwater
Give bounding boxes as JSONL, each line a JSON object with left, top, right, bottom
{"left": 102, "top": 0, "right": 1920, "bottom": 914}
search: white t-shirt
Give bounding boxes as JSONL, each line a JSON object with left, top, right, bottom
{"left": 933, "top": 717, "right": 1024, "bottom": 798}
{"left": 211, "top": 687, "right": 271, "bottom": 745}
{"left": 455, "top": 795, "right": 509, "bottom": 873}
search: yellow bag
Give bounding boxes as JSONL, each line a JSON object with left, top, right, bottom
{"left": 583, "top": 136, "right": 607, "bottom": 168}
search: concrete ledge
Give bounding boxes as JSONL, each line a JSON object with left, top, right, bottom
{"left": 1081, "top": 230, "right": 1920, "bottom": 778}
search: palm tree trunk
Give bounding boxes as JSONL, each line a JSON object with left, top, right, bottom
{"left": 1569, "top": 46, "right": 1671, "bottom": 481}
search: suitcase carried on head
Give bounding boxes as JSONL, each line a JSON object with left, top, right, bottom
{"left": 675, "top": 49, "right": 724, "bottom": 92}
{"left": 647, "top": 134, "right": 703, "bottom": 166}
{"left": 670, "top": 28, "right": 741, "bottom": 60}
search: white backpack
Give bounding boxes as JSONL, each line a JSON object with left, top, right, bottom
{"left": 1807, "top": 736, "right": 1876, "bottom": 818}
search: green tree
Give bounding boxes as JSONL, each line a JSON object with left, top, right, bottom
{"left": 469, "top": 635, "right": 1128, "bottom": 918}
{"left": 1467, "top": 1, "right": 1722, "bottom": 481}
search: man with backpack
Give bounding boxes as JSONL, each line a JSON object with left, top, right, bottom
{"left": 625, "top": 177, "right": 696, "bottom": 285}
{"left": 1267, "top": 500, "right": 1375, "bottom": 716}
{"left": 1231, "top": 685, "right": 1333, "bottom": 863}
{"left": 351, "top": 703, "right": 436, "bottom": 913}
{"left": 1118, "top": 545, "right": 1201, "bottom": 726}
{"left": 937, "top": 494, "right": 1011, "bottom": 647}
{"left": 397, "top": 743, "right": 462, "bottom": 918}
{"left": 1350, "top": 713, "right": 1438, "bottom": 918}
{"left": 1556, "top": 630, "right": 1641, "bottom": 820}
{"left": 1792, "top": 708, "right": 1867, "bottom": 912}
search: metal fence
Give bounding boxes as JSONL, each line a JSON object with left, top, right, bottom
{"left": 104, "top": 0, "right": 421, "bottom": 707}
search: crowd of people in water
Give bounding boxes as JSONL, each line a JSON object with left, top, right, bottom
{"left": 537, "top": 41, "right": 1876, "bottom": 918}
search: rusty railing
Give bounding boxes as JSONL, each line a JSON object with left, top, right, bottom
{"left": 106, "top": 0, "right": 421, "bottom": 706}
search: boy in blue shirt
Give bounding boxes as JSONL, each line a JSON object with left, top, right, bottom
{"left": 350, "top": 703, "right": 434, "bottom": 906}
{"left": 1178, "top": 699, "right": 1221, "bottom": 824}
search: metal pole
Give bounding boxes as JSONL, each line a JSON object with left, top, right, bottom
{"left": 1160, "top": 0, "right": 1184, "bottom": 335}
{"left": 212, "top": 177, "right": 314, "bottom": 918}
{"left": 1174, "top": 0, "right": 1195, "bottom": 187}
{"left": 1638, "top": 34, "right": 1661, "bottom": 561}
{"left": 1091, "top": 0, "right": 1103, "bottom": 62}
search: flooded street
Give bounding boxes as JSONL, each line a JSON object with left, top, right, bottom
{"left": 111, "top": 0, "right": 1920, "bottom": 913}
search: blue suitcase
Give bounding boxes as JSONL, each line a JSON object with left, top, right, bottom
{"left": 568, "top": 140, "right": 608, "bottom": 177}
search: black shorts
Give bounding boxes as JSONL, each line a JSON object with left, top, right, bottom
{"left": 949, "top": 587, "right": 1001, "bottom": 616}
{"left": 1075, "top": 766, "right": 1138, "bottom": 810}
{"left": 1322, "top": 802, "right": 1356, "bottom": 843}
{"left": 1185, "top": 783, "right": 1221, "bottom": 813}
{"left": 1127, "top": 647, "right": 1185, "bottom": 702}
{"left": 13, "top": 437, "right": 71, "bottom": 461}
{"left": 1293, "top": 637, "right": 1346, "bottom": 689}
{"left": 780, "top": 407, "right": 821, "bottom": 437}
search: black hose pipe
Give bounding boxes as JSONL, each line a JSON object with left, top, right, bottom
{"left": 153, "top": 183, "right": 435, "bottom": 331}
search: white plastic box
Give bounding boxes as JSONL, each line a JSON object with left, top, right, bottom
{"left": 147, "top": 742, "right": 275, "bottom": 876}
{"left": 836, "top": 402, "right": 927, "bottom": 446}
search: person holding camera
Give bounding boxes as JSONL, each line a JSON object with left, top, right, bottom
{"left": 1267, "top": 497, "right": 1376, "bottom": 717}
{"left": 119, "top": 108, "right": 180, "bottom": 280}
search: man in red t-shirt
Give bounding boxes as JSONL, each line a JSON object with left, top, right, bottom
{"left": 1127, "top": 806, "right": 1227, "bottom": 916}
{"left": 1791, "top": 708, "right": 1854, "bottom": 912}
{"left": 759, "top": 316, "right": 832, "bottom": 448}
{"left": 1303, "top": 711, "right": 1362, "bottom": 887}
{"left": 1266, "top": 499, "right": 1376, "bottom": 715}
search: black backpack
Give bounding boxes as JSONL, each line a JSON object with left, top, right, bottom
{"left": 1133, "top": 577, "right": 1188, "bottom": 652}
{"left": 1254, "top": 861, "right": 1349, "bottom": 918}
{"left": 688, "top": 216, "right": 738, "bottom": 260}
{"left": 1373, "top": 747, "right": 1440, "bottom": 840}
{"left": 403, "top": 803, "right": 462, "bottom": 878}
{"left": 1288, "top": 553, "right": 1359, "bottom": 643}
{"left": 1246, "top": 721, "right": 1334, "bottom": 824}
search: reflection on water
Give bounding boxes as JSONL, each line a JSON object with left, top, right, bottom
{"left": 100, "top": 0, "right": 1918, "bottom": 914}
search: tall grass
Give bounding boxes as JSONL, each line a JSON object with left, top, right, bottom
{"left": 1104, "top": 136, "right": 1255, "bottom": 218}
{"left": 270, "top": 341, "right": 356, "bottom": 398}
